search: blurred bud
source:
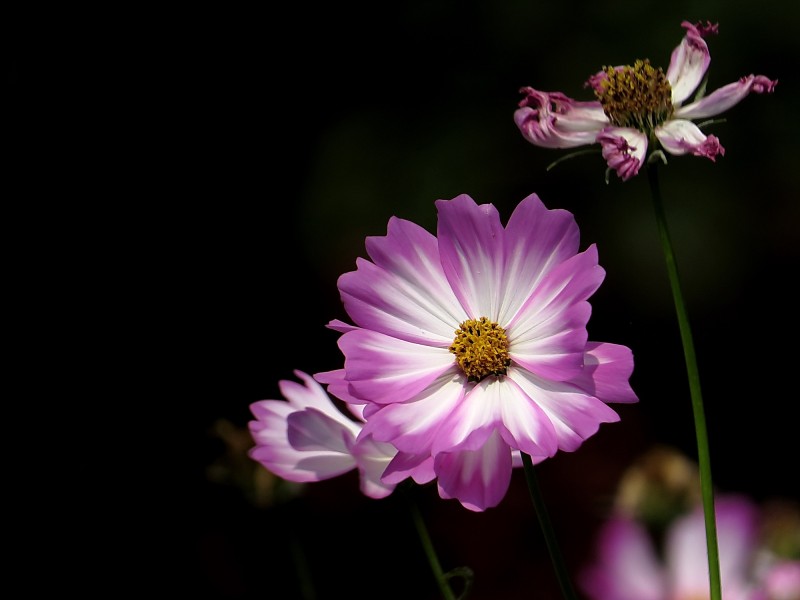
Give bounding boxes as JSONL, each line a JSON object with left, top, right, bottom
{"left": 613, "top": 444, "right": 701, "bottom": 530}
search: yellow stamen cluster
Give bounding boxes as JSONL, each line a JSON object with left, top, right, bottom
{"left": 595, "top": 59, "right": 674, "bottom": 132}
{"left": 449, "top": 317, "right": 511, "bottom": 382}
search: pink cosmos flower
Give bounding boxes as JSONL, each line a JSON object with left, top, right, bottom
{"left": 760, "top": 561, "right": 800, "bottom": 600}
{"left": 579, "top": 495, "right": 773, "bottom": 600}
{"left": 514, "top": 20, "right": 778, "bottom": 181}
{"left": 315, "top": 193, "right": 638, "bottom": 511}
{"left": 247, "top": 370, "right": 400, "bottom": 499}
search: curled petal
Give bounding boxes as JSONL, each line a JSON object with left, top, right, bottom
{"left": 585, "top": 69, "right": 609, "bottom": 94}
{"left": 751, "top": 74, "right": 779, "bottom": 94}
{"left": 655, "top": 119, "right": 725, "bottom": 160}
{"left": 597, "top": 127, "right": 648, "bottom": 181}
{"left": 515, "top": 87, "right": 607, "bottom": 149}
{"left": 674, "top": 74, "right": 779, "bottom": 120}
{"left": 667, "top": 20, "right": 716, "bottom": 105}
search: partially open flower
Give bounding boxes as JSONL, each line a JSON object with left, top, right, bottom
{"left": 515, "top": 21, "right": 778, "bottom": 181}
{"left": 248, "top": 370, "right": 399, "bottom": 499}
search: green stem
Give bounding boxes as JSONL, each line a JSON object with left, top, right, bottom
{"left": 646, "top": 161, "right": 721, "bottom": 600}
{"left": 410, "top": 498, "right": 457, "bottom": 600}
{"left": 521, "top": 453, "right": 578, "bottom": 600}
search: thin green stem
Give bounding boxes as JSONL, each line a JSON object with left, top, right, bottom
{"left": 521, "top": 453, "right": 578, "bottom": 600}
{"left": 646, "top": 161, "right": 721, "bottom": 600}
{"left": 409, "top": 498, "right": 457, "bottom": 600}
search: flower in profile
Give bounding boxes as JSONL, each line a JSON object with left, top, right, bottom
{"left": 315, "top": 193, "right": 638, "bottom": 511}
{"left": 514, "top": 20, "right": 778, "bottom": 181}
{"left": 248, "top": 370, "right": 400, "bottom": 499}
{"left": 579, "top": 494, "right": 769, "bottom": 600}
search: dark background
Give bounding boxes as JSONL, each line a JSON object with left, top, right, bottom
{"left": 10, "top": 1, "right": 798, "bottom": 598}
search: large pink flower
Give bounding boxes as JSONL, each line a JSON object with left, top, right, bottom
{"left": 248, "top": 370, "right": 400, "bottom": 499}
{"left": 315, "top": 193, "right": 638, "bottom": 511}
{"left": 514, "top": 20, "right": 778, "bottom": 181}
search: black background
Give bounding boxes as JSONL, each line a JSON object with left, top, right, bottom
{"left": 10, "top": 2, "right": 798, "bottom": 598}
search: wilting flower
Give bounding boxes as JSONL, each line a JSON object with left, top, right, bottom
{"left": 316, "top": 193, "right": 638, "bottom": 511}
{"left": 579, "top": 495, "right": 769, "bottom": 600}
{"left": 248, "top": 370, "right": 400, "bottom": 499}
{"left": 514, "top": 20, "right": 778, "bottom": 181}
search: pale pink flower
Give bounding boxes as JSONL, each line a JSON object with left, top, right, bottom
{"left": 760, "top": 561, "right": 800, "bottom": 600}
{"left": 515, "top": 20, "right": 778, "bottom": 181}
{"left": 248, "top": 370, "right": 400, "bottom": 499}
{"left": 579, "top": 495, "right": 771, "bottom": 600}
{"left": 316, "top": 193, "right": 637, "bottom": 511}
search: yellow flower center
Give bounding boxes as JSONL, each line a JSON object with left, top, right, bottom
{"left": 594, "top": 59, "right": 674, "bottom": 132}
{"left": 449, "top": 317, "right": 511, "bottom": 382}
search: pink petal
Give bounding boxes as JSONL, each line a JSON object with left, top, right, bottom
{"left": 571, "top": 342, "right": 639, "bottom": 404}
{"left": 507, "top": 245, "right": 604, "bottom": 381}
{"left": 674, "top": 74, "right": 778, "bottom": 121}
{"left": 326, "top": 318, "right": 358, "bottom": 334}
{"left": 342, "top": 215, "right": 466, "bottom": 343}
{"left": 431, "top": 377, "right": 507, "bottom": 454}
{"left": 338, "top": 253, "right": 460, "bottom": 346}
{"left": 655, "top": 119, "right": 725, "bottom": 160}
{"left": 515, "top": 88, "right": 607, "bottom": 148}
{"left": 248, "top": 404, "right": 357, "bottom": 482}
{"left": 508, "top": 366, "right": 620, "bottom": 453}
{"left": 381, "top": 450, "right": 436, "bottom": 485}
{"left": 667, "top": 20, "right": 715, "bottom": 105}
{"left": 435, "top": 194, "right": 506, "bottom": 319}
{"left": 348, "top": 433, "right": 399, "bottom": 499}
{"left": 432, "top": 375, "right": 560, "bottom": 458}
{"left": 277, "top": 369, "right": 353, "bottom": 414}
{"left": 597, "top": 127, "right": 648, "bottom": 181}
{"left": 435, "top": 430, "right": 513, "bottom": 512}
{"left": 497, "top": 372, "right": 561, "bottom": 457}
{"left": 337, "top": 329, "right": 456, "bottom": 404}
{"left": 497, "top": 193, "right": 582, "bottom": 326}
{"left": 313, "top": 367, "right": 367, "bottom": 414}
{"left": 359, "top": 372, "right": 465, "bottom": 454}
{"left": 286, "top": 408, "right": 355, "bottom": 453}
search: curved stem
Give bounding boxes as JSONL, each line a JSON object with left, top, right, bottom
{"left": 409, "top": 497, "right": 458, "bottom": 600}
{"left": 646, "top": 161, "right": 721, "bottom": 600}
{"left": 521, "top": 453, "right": 578, "bottom": 600}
